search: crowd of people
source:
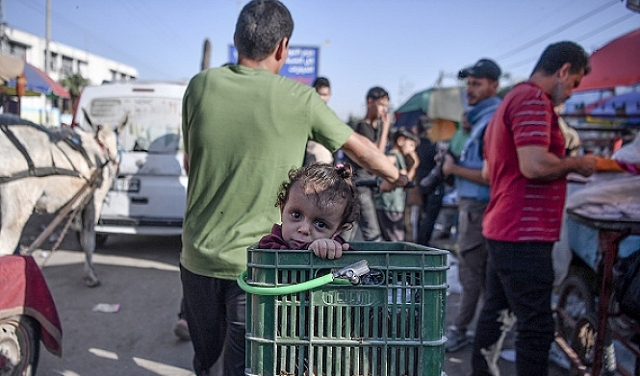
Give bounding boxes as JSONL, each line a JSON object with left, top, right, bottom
{"left": 174, "top": 1, "right": 598, "bottom": 375}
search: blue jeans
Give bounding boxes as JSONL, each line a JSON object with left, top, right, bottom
{"left": 471, "top": 240, "right": 555, "bottom": 376}
{"left": 181, "top": 265, "right": 246, "bottom": 376}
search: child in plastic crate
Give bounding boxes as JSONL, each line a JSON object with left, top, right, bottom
{"left": 258, "top": 162, "right": 360, "bottom": 258}
{"left": 257, "top": 162, "right": 366, "bottom": 375}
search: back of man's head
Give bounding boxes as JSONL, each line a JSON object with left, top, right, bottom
{"left": 531, "top": 41, "right": 590, "bottom": 77}
{"left": 234, "top": 0, "right": 294, "bottom": 61}
{"left": 366, "top": 86, "right": 389, "bottom": 101}
{"left": 313, "top": 77, "right": 330, "bottom": 90}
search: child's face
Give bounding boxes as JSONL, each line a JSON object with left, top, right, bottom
{"left": 280, "top": 183, "right": 347, "bottom": 249}
{"left": 398, "top": 137, "right": 417, "bottom": 155}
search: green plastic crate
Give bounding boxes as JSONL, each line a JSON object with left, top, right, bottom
{"left": 244, "top": 241, "right": 448, "bottom": 376}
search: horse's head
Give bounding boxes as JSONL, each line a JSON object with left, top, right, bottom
{"left": 81, "top": 110, "right": 128, "bottom": 168}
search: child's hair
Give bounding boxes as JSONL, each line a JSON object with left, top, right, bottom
{"left": 277, "top": 163, "right": 360, "bottom": 228}
{"left": 391, "top": 126, "right": 420, "bottom": 145}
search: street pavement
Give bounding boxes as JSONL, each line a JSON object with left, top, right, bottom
{"left": 21, "top": 213, "right": 570, "bottom": 376}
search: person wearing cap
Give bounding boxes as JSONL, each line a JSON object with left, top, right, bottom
{"left": 471, "top": 42, "right": 596, "bottom": 376}
{"left": 441, "top": 58, "right": 503, "bottom": 352}
{"left": 375, "top": 127, "right": 420, "bottom": 241}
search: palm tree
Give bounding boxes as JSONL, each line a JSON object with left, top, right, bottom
{"left": 61, "top": 73, "right": 90, "bottom": 114}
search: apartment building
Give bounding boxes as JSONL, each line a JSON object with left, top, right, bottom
{"left": 2, "top": 26, "right": 138, "bottom": 126}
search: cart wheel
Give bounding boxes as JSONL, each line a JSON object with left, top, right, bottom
{"left": 572, "top": 315, "right": 597, "bottom": 369}
{"left": 571, "top": 314, "right": 619, "bottom": 376}
{"left": 0, "top": 315, "right": 40, "bottom": 376}
{"left": 556, "top": 271, "right": 597, "bottom": 342}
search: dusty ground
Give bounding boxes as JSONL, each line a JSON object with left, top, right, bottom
{"left": 15, "top": 213, "right": 570, "bottom": 376}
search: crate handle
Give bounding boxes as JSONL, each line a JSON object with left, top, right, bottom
{"left": 332, "top": 259, "right": 370, "bottom": 285}
{"left": 237, "top": 260, "right": 370, "bottom": 296}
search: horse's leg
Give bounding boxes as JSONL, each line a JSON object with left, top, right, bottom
{"left": 0, "top": 182, "right": 41, "bottom": 255}
{"left": 79, "top": 198, "right": 100, "bottom": 287}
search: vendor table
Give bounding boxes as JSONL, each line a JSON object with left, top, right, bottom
{"left": 559, "top": 208, "right": 640, "bottom": 376}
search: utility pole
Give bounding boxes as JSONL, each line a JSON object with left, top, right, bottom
{"left": 0, "top": 0, "right": 7, "bottom": 54}
{"left": 45, "top": 0, "right": 51, "bottom": 74}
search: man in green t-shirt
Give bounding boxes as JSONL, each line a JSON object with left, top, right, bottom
{"left": 180, "top": 1, "right": 408, "bottom": 375}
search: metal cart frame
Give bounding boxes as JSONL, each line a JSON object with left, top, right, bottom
{"left": 555, "top": 208, "right": 640, "bottom": 376}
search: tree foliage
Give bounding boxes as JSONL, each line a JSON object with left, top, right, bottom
{"left": 61, "top": 73, "right": 90, "bottom": 113}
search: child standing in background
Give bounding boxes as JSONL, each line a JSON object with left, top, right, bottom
{"left": 376, "top": 128, "right": 420, "bottom": 241}
{"left": 258, "top": 163, "right": 360, "bottom": 259}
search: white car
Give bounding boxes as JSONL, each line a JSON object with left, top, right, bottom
{"left": 75, "top": 81, "right": 188, "bottom": 244}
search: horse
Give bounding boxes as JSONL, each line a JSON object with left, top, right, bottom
{"left": 0, "top": 113, "right": 123, "bottom": 287}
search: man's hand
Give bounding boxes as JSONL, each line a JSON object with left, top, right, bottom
{"left": 442, "top": 153, "right": 455, "bottom": 176}
{"left": 309, "top": 239, "right": 349, "bottom": 259}
{"left": 575, "top": 154, "right": 597, "bottom": 177}
{"left": 381, "top": 112, "right": 391, "bottom": 130}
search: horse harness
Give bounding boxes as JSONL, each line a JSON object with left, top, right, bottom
{"left": 0, "top": 117, "right": 107, "bottom": 184}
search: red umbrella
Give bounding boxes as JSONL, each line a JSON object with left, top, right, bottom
{"left": 574, "top": 28, "right": 640, "bottom": 92}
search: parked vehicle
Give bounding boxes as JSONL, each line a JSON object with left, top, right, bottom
{"left": 74, "top": 81, "right": 188, "bottom": 243}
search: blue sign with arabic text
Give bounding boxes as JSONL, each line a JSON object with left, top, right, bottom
{"left": 228, "top": 45, "right": 319, "bottom": 85}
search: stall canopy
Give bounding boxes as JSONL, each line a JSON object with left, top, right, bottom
{"left": 394, "top": 86, "right": 465, "bottom": 141}
{"left": 5, "top": 62, "right": 70, "bottom": 98}
{"left": 574, "top": 28, "right": 640, "bottom": 93}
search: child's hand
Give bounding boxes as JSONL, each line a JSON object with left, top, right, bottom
{"left": 309, "top": 239, "right": 349, "bottom": 259}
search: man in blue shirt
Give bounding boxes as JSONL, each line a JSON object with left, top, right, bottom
{"left": 442, "top": 58, "right": 502, "bottom": 352}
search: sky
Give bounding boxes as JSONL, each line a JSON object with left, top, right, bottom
{"left": 7, "top": 0, "right": 640, "bottom": 121}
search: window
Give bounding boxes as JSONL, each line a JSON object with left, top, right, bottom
{"left": 62, "top": 56, "right": 73, "bottom": 76}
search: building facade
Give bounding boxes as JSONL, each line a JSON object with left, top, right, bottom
{"left": 2, "top": 26, "right": 138, "bottom": 126}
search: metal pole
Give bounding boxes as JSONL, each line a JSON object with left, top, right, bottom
{"left": 46, "top": 0, "right": 51, "bottom": 74}
{"left": 0, "top": 0, "right": 7, "bottom": 54}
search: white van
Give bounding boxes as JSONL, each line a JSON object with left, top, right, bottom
{"left": 74, "top": 81, "right": 188, "bottom": 242}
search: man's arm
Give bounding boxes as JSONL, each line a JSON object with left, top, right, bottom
{"left": 516, "top": 146, "right": 596, "bottom": 180}
{"left": 442, "top": 153, "right": 487, "bottom": 185}
{"left": 376, "top": 113, "right": 391, "bottom": 152}
{"left": 342, "top": 132, "right": 405, "bottom": 186}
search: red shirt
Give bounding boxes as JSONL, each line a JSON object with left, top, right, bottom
{"left": 482, "top": 82, "right": 567, "bottom": 242}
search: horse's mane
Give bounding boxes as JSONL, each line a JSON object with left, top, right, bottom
{"left": 0, "top": 114, "right": 83, "bottom": 146}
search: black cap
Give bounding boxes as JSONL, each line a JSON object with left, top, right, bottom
{"left": 458, "top": 59, "right": 501, "bottom": 81}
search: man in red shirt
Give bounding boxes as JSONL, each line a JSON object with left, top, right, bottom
{"left": 472, "top": 41, "right": 597, "bottom": 376}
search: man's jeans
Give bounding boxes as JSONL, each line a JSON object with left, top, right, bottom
{"left": 181, "top": 265, "right": 246, "bottom": 376}
{"left": 471, "top": 240, "right": 555, "bottom": 376}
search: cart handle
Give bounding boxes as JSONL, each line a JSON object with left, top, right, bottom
{"left": 237, "top": 260, "right": 370, "bottom": 296}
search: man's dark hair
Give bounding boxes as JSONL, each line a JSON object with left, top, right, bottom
{"left": 366, "top": 86, "right": 389, "bottom": 101}
{"left": 531, "top": 41, "right": 591, "bottom": 77}
{"left": 313, "top": 76, "right": 330, "bottom": 89}
{"left": 234, "top": 0, "right": 294, "bottom": 61}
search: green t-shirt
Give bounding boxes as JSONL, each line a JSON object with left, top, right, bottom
{"left": 181, "top": 65, "right": 353, "bottom": 280}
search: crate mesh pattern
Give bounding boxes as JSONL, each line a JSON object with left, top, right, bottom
{"left": 245, "top": 242, "right": 448, "bottom": 376}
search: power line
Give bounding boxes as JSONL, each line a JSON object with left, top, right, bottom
{"left": 573, "top": 12, "right": 637, "bottom": 47}
{"left": 503, "top": 12, "right": 637, "bottom": 72}
{"left": 495, "top": 0, "right": 619, "bottom": 60}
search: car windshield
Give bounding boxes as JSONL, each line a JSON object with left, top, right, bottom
{"left": 89, "top": 97, "right": 183, "bottom": 153}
